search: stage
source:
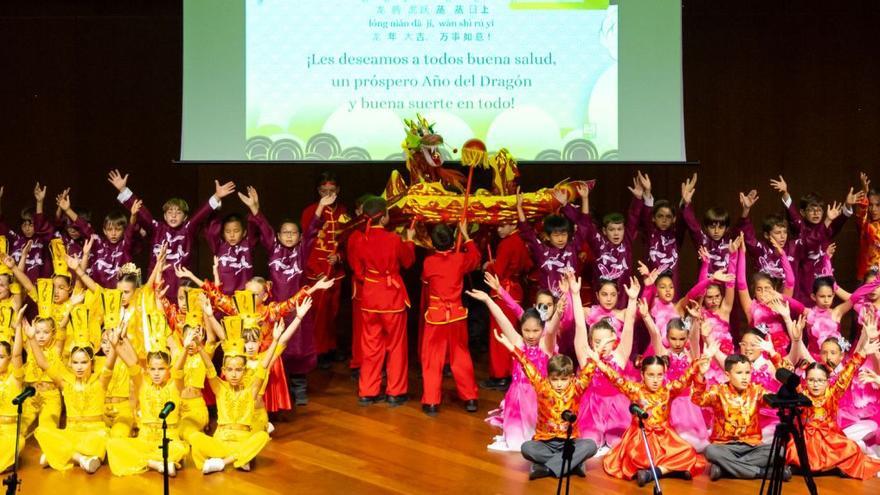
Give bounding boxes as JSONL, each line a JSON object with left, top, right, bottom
{"left": 8, "top": 360, "right": 876, "bottom": 495}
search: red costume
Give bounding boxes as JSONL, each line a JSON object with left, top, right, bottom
{"left": 301, "top": 201, "right": 349, "bottom": 356}
{"left": 597, "top": 360, "right": 706, "bottom": 479}
{"left": 485, "top": 231, "right": 532, "bottom": 380}
{"left": 786, "top": 353, "right": 880, "bottom": 479}
{"left": 855, "top": 196, "right": 880, "bottom": 280}
{"left": 420, "top": 239, "right": 482, "bottom": 405}
{"left": 347, "top": 225, "right": 415, "bottom": 397}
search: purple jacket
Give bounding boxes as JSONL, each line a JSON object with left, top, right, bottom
{"left": 570, "top": 199, "right": 640, "bottom": 306}
{"left": 784, "top": 200, "right": 849, "bottom": 303}
{"left": 638, "top": 199, "right": 700, "bottom": 287}
{"left": 205, "top": 214, "right": 260, "bottom": 295}
{"left": 254, "top": 212, "right": 322, "bottom": 301}
{"left": 71, "top": 217, "right": 138, "bottom": 288}
{"left": 688, "top": 216, "right": 747, "bottom": 274}
{"left": 518, "top": 205, "right": 590, "bottom": 297}
{"left": 118, "top": 187, "right": 218, "bottom": 297}
{"left": 741, "top": 217, "right": 802, "bottom": 282}
{"left": 0, "top": 213, "right": 53, "bottom": 281}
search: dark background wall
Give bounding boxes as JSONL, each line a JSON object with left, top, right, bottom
{"left": 1, "top": 1, "right": 877, "bottom": 336}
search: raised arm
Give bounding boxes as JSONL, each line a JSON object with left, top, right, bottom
{"left": 735, "top": 240, "right": 753, "bottom": 320}
{"left": 467, "top": 289, "right": 523, "bottom": 348}
{"left": 613, "top": 277, "right": 640, "bottom": 368}
{"left": 483, "top": 272, "right": 525, "bottom": 320}
{"left": 640, "top": 297, "right": 667, "bottom": 357}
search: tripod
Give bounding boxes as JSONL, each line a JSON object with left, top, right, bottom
{"left": 2, "top": 398, "right": 26, "bottom": 495}
{"left": 759, "top": 405, "right": 817, "bottom": 495}
{"left": 637, "top": 415, "right": 662, "bottom": 495}
{"left": 555, "top": 419, "right": 575, "bottom": 495}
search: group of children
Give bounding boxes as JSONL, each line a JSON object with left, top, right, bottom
{"left": 0, "top": 168, "right": 879, "bottom": 485}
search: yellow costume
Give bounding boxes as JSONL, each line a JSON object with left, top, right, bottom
{"left": 33, "top": 361, "right": 113, "bottom": 470}
{"left": 105, "top": 368, "right": 189, "bottom": 476}
{"left": 0, "top": 366, "right": 25, "bottom": 472}
{"left": 97, "top": 355, "right": 135, "bottom": 438}
{"left": 178, "top": 342, "right": 217, "bottom": 442}
{"left": 189, "top": 363, "right": 270, "bottom": 470}
{"left": 22, "top": 345, "right": 62, "bottom": 431}
{"left": 246, "top": 345, "right": 284, "bottom": 433}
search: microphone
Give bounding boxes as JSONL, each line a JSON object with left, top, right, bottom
{"left": 158, "top": 401, "right": 176, "bottom": 420}
{"left": 561, "top": 409, "right": 577, "bottom": 423}
{"left": 12, "top": 386, "right": 36, "bottom": 406}
{"left": 629, "top": 403, "right": 649, "bottom": 419}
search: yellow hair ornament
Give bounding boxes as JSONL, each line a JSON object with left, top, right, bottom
{"left": 221, "top": 316, "right": 246, "bottom": 358}
{"left": 233, "top": 290, "right": 256, "bottom": 317}
{"left": 69, "top": 305, "right": 92, "bottom": 348}
{"left": 144, "top": 312, "right": 170, "bottom": 355}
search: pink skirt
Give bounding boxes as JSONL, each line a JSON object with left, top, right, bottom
{"left": 486, "top": 381, "right": 537, "bottom": 451}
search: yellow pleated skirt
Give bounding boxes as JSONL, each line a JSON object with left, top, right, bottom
{"left": 189, "top": 427, "right": 270, "bottom": 470}
{"left": 106, "top": 424, "right": 189, "bottom": 476}
{"left": 34, "top": 421, "right": 109, "bottom": 471}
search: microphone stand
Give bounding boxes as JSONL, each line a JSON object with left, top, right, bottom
{"left": 637, "top": 414, "right": 662, "bottom": 495}
{"left": 161, "top": 416, "right": 170, "bottom": 495}
{"left": 3, "top": 399, "right": 26, "bottom": 495}
{"left": 555, "top": 420, "right": 575, "bottom": 495}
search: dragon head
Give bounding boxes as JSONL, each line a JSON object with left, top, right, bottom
{"left": 403, "top": 113, "right": 444, "bottom": 167}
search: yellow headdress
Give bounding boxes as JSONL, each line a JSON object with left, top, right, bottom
{"left": 144, "top": 312, "right": 171, "bottom": 355}
{"left": 233, "top": 290, "right": 256, "bottom": 316}
{"left": 0, "top": 306, "right": 14, "bottom": 344}
{"left": 36, "top": 278, "right": 54, "bottom": 318}
{"left": 69, "top": 305, "right": 93, "bottom": 350}
{"left": 117, "top": 263, "right": 142, "bottom": 283}
{"left": 101, "top": 289, "right": 123, "bottom": 329}
{"left": 49, "top": 238, "right": 69, "bottom": 278}
{"left": 183, "top": 288, "right": 206, "bottom": 328}
{"left": 221, "top": 316, "right": 245, "bottom": 358}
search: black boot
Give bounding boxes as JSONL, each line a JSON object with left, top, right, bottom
{"left": 289, "top": 374, "right": 308, "bottom": 406}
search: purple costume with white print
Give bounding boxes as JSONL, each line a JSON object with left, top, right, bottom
{"left": 204, "top": 214, "right": 261, "bottom": 294}
{"left": 70, "top": 217, "right": 138, "bottom": 287}
{"left": 784, "top": 198, "right": 850, "bottom": 303}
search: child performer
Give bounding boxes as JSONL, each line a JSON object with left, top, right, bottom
{"left": 634, "top": 171, "right": 702, "bottom": 285}
{"left": 301, "top": 171, "right": 349, "bottom": 366}
{"left": 565, "top": 181, "right": 639, "bottom": 307}
{"left": 786, "top": 329, "right": 880, "bottom": 478}
{"left": 687, "top": 190, "right": 754, "bottom": 274}
{"left": 640, "top": 299, "right": 712, "bottom": 451}
{"left": 0, "top": 183, "right": 53, "bottom": 282}
{"left": 493, "top": 328, "right": 599, "bottom": 480}
{"left": 469, "top": 283, "right": 562, "bottom": 451}
{"left": 0, "top": 306, "right": 25, "bottom": 473}
{"left": 346, "top": 197, "right": 415, "bottom": 405}
{"left": 52, "top": 188, "right": 90, "bottom": 259}
{"left": 575, "top": 275, "right": 641, "bottom": 454}
{"left": 253, "top": 187, "right": 331, "bottom": 405}
{"left": 739, "top": 190, "right": 801, "bottom": 286}
{"left": 584, "top": 343, "right": 710, "bottom": 485}
{"left": 481, "top": 220, "right": 533, "bottom": 390}
{"left": 57, "top": 189, "right": 138, "bottom": 288}
{"left": 694, "top": 241, "right": 740, "bottom": 385}
{"left": 107, "top": 169, "right": 235, "bottom": 298}
{"left": 30, "top": 313, "right": 118, "bottom": 473}
{"left": 419, "top": 222, "right": 482, "bottom": 415}
{"left": 771, "top": 174, "right": 860, "bottom": 303}
{"left": 204, "top": 186, "right": 263, "bottom": 294}
{"left": 190, "top": 315, "right": 304, "bottom": 473}
{"left": 736, "top": 236, "right": 803, "bottom": 354}
{"left": 691, "top": 352, "right": 790, "bottom": 481}
{"left": 105, "top": 328, "right": 189, "bottom": 476}
{"left": 855, "top": 172, "right": 880, "bottom": 280}
{"left": 96, "top": 329, "right": 136, "bottom": 438}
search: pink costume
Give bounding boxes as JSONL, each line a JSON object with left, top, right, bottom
{"left": 486, "top": 342, "right": 549, "bottom": 451}
{"left": 586, "top": 306, "right": 624, "bottom": 336}
{"left": 737, "top": 246, "right": 803, "bottom": 354}
{"left": 666, "top": 351, "right": 710, "bottom": 451}
{"left": 578, "top": 356, "right": 634, "bottom": 448}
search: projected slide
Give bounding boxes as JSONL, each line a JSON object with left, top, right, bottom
{"left": 181, "top": 1, "right": 682, "bottom": 162}
{"left": 246, "top": 0, "right": 616, "bottom": 161}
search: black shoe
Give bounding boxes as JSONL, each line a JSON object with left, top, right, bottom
{"left": 464, "top": 399, "right": 478, "bottom": 412}
{"left": 350, "top": 368, "right": 360, "bottom": 381}
{"left": 636, "top": 467, "right": 660, "bottom": 487}
{"left": 782, "top": 465, "right": 792, "bottom": 482}
{"left": 358, "top": 395, "right": 386, "bottom": 406}
{"left": 529, "top": 463, "right": 552, "bottom": 480}
{"left": 680, "top": 470, "right": 692, "bottom": 481}
{"left": 386, "top": 394, "right": 408, "bottom": 407}
{"left": 708, "top": 463, "right": 723, "bottom": 481}
{"left": 479, "top": 377, "right": 510, "bottom": 390}
{"left": 572, "top": 462, "right": 586, "bottom": 477}
{"left": 317, "top": 353, "right": 332, "bottom": 370}
{"left": 333, "top": 350, "right": 348, "bottom": 362}
{"left": 422, "top": 404, "right": 439, "bottom": 416}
